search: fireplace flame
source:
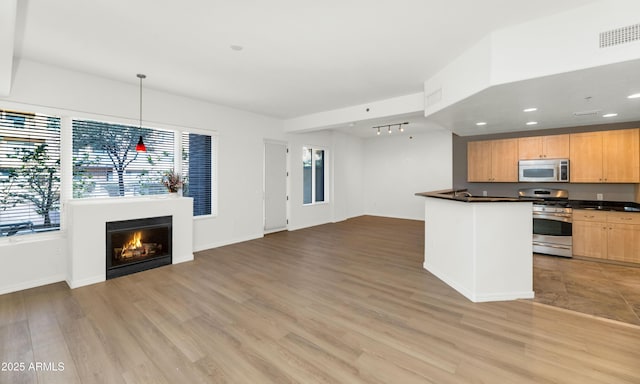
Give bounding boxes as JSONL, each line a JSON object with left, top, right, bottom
{"left": 121, "top": 231, "right": 143, "bottom": 257}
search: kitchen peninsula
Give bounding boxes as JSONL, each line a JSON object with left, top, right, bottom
{"left": 415, "top": 189, "right": 536, "bottom": 302}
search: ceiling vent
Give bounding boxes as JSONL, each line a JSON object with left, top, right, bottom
{"left": 573, "top": 109, "right": 601, "bottom": 117}
{"left": 599, "top": 23, "right": 640, "bottom": 48}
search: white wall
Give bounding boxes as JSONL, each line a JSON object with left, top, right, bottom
{"left": 424, "top": 36, "right": 492, "bottom": 116}
{"left": 286, "top": 130, "right": 363, "bottom": 230}
{"left": 0, "top": 234, "right": 66, "bottom": 295}
{"left": 363, "top": 129, "right": 452, "bottom": 220}
{"left": 332, "top": 132, "right": 364, "bottom": 222}
{"left": 0, "top": 59, "right": 285, "bottom": 294}
{"left": 0, "top": 0, "right": 16, "bottom": 96}
{"left": 490, "top": 0, "right": 640, "bottom": 86}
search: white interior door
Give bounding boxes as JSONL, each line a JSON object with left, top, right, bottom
{"left": 264, "top": 141, "right": 287, "bottom": 233}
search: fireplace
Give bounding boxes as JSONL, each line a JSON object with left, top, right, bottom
{"left": 106, "top": 215, "right": 172, "bottom": 279}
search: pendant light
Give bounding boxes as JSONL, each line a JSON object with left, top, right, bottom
{"left": 135, "top": 73, "right": 147, "bottom": 152}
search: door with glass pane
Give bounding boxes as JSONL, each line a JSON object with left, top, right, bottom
{"left": 264, "top": 141, "right": 287, "bottom": 233}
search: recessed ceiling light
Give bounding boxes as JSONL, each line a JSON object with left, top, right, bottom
{"left": 230, "top": 45, "right": 244, "bottom": 51}
{"left": 523, "top": 107, "right": 538, "bottom": 112}
{"left": 526, "top": 121, "right": 538, "bottom": 126}
{"left": 476, "top": 122, "right": 487, "bottom": 126}
{"left": 628, "top": 93, "right": 640, "bottom": 99}
{"left": 602, "top": 113, "right": 618, "bottom": 118}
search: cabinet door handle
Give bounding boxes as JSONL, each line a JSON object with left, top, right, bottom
{"left": 621, "top": 217, "right": 633, "bottom": 221}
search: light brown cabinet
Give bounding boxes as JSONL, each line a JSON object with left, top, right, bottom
{"left": 518, "top": 134, "right": 570, "bottom": 160}
{"left": 572, "top": 209, "right": 640, "bottom": 264}
{"left": 468, "top": 128, "right": 639, "bottom": 184}
{"left": 572, "top": 210, "right": 608, "bottom": 259}
{"left": 569, "top": 129, "right": 639, "bottom": 183}
{"left": 467, "top": 139, "right": 518, "bottom": 182}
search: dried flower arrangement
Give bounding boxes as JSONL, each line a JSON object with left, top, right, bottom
{"left": 162, "top": 169, "right": 183, "bottom": 193}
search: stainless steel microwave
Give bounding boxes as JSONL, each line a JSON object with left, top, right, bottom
{"left": 518, "top": 159, "right": 569, "bottom": 182}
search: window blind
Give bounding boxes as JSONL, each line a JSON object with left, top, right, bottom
{"left": 181, "top": 132, "right": 216, "bottom": 216}
{"left": 0, "top": 109, "right": 61, "bottom": 236}
{"left": 72, "top": 119, "right": 174, "bottom": 198}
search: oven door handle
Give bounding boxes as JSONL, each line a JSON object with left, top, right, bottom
{"left": 532, "top": 212, "right": 572, "bottom": 222}
{"left": 533, "top": 242, "right": 572, "bottom": 250}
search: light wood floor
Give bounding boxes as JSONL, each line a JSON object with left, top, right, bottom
{"left": 2, "top": 216, "right": 640, "bottom": 383}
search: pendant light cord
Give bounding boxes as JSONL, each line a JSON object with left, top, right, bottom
{"left": 135, "top": 74, "right": 147, "bottom": 152}
{"left": 137, "top": 74, "right": 146, "bottom": 128}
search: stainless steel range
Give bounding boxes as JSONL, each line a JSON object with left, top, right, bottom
{"left": 518, "top": 188, "right": 572, "bottom": 258}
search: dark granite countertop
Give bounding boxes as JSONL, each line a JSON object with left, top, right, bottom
{"left": 568, "top": 200, "right": 640, "bottom": 212}
{"left": 415, "top": 190, "right": 640, "bottom": 211}
{"left": 415, "top": 189, "right": 540, "bottom": 203}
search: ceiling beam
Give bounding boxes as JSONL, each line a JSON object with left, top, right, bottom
{"left": 283, "top": 92, "right": 424, "bottom": 133}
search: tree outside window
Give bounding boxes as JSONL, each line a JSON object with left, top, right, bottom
{"left": 303, "top": 146, "right": 327, "bottom": 205}
{"left": 0, "top": 110, "right": 61, "bottom": 236}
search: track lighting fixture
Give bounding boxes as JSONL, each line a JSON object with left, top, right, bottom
{"left": 371, "top": 121, "right": 409, "bottom": 135}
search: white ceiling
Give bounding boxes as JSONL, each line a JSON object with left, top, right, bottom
{"left": 13, "top": 0, "right": 599, "bottom": 119}
{"left": 428, "top": 59, "right": 640, "bottom": 136}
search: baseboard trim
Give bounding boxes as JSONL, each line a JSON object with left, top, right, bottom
{"left": 424, "top": 261, "right": 534, "bottom": 303}
{"left": 0, "top": 274, "right": 66, "bottom": 295}
{"left": 172, "top": 253, "right": 194, "bottom": 264}
{"left": 424, "top": 261, "right": 475, "bottom": 301}
{"left": 66, "top": 275, "right": 104, "bottom": 289}
{"left": 194, "top": 233, "right": 264, "bottom": 252}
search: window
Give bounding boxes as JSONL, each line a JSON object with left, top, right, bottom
{"left": 0, "top": 109, "right": 61, "bottom": 236}
{"left": 1, "top": 110, "right": 217, "bottom": 236}
{"left": 181, "top": 132, "right": 217, "bottom": 216}
{"left": 72, "top": 119, "right": 174, "bottom": 198}
{"left": 303, "top": 146, "right": 327, "bottom": 205}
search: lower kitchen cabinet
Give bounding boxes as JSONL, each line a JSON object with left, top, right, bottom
{"left": 572, "top": 211, "right": 608, "bottom": 259}
{"left": 573, "top": 209, "right": 640, "bottom": 263}
{"left": 607, "top": 221, "right": 640, "bottom": 263}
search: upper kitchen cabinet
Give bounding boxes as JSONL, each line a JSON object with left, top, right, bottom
{"left": 468, "top": 138, "right": 518, "bottom": 182}
{"left": 570, "top": 129, "right": 639, "bottom": 183}
{"left": 518, "top": 134, "right": 569, "bottom": 160}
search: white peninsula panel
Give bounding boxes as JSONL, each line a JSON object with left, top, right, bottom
{"left": 421, "top": 194, "right": 534, "bottom": 302}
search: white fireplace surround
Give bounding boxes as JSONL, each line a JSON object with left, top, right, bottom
{"left": 66, "top": 196, "right": 194, "bottom": 288}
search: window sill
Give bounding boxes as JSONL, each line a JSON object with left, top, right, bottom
{"left": 193, "top": 214, "right": 218, "bottom": 221}
{"left": 303, "top": 201, "right": 329, "bottom": 207}
{"left": 0, "top": 230, "right": 66, "bottom": 247}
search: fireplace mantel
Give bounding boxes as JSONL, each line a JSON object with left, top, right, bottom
{"left": 65, "top": 196, "right": 194, "bottom": 288}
